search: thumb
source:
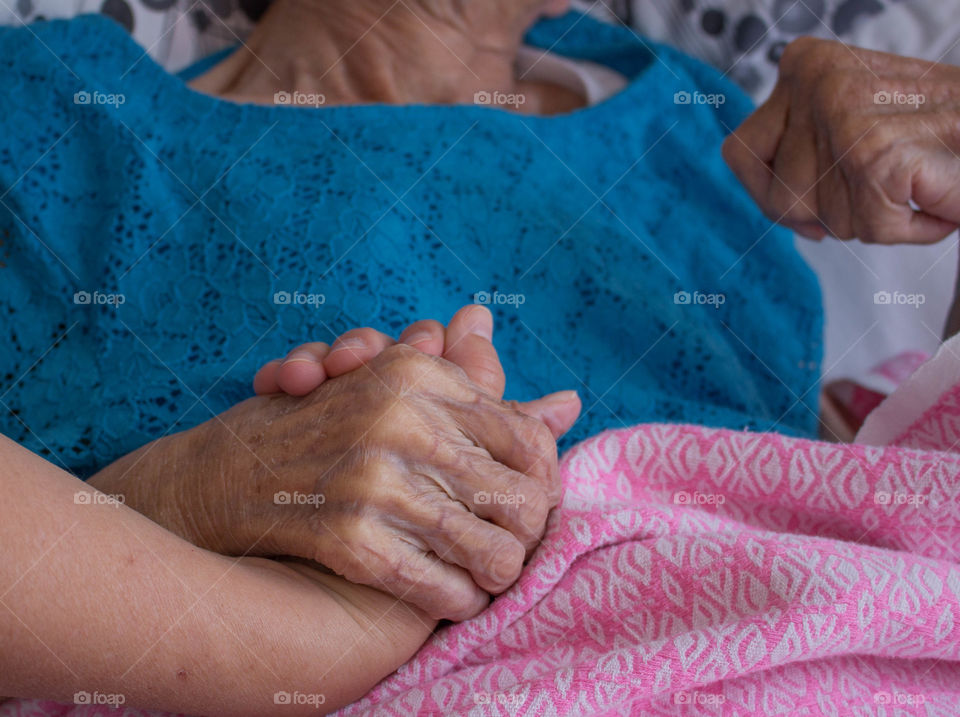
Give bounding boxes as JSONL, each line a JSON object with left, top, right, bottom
{"left": 910, "top": 146, "right": 960, "bottom": 240}
{"left": 443, "top": 305, "right": 506, "bottom": 399}
{"left": 515, "top": 391, "right": 581, "bottom": 439}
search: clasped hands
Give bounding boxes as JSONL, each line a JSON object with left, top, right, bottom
{"left": 91, "top": 306, "right": 580, "bottom": 621}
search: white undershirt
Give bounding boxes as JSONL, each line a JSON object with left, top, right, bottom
{"left": 517, "top": 46, "right": 628, "bottom": 106}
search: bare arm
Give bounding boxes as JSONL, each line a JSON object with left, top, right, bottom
{"left": 0, "top": 433, "right": 434, "bottom": 716}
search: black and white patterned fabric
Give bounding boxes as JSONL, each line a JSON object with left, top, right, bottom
{"left": 0, "top": 0, "right": 263, "bottom": 71}
{"left": 574, "top": 0, "right": 960, "bottom": 101}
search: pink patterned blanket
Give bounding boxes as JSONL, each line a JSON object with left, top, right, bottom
{"left": 7, "top": 340, "right": 960, "bottom": 716}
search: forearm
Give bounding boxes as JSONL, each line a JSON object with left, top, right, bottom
{"left": 86, "top": 427, "right": 224, "bottom": 552}
{"left": 1, "top": 434, "right": 434, "bottom": 715}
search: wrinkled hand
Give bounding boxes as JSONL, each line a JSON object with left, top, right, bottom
{"left": 254, "top": 305, "right": 581, "bottom": 439}
{"left": 723, "top": 37, "right": 960, "bottom": 244}
{"left": 90, "top": 307, "right": 580, "bottom": 621}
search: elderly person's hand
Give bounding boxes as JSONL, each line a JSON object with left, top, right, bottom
{"left": 723, "top": 37, "right": 960, "bottom": 245}
{"left": 88, "top": 307, "right": 580, "bottom": 621}
{"left": 255, "top": 305, "right": 581, "bottom": 439}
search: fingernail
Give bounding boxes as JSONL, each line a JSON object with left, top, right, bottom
{"left": 329, "top": 337, "right": 367, "bottom": 354}
{"left": 466, "top": 306, "right": 493, "bottom": 341}
{"left": 544, "top": 390, "right": 579, "bottom": 404}
{"left": 402, "top": 331, "right": 434, "bottom": 347}
{"left": 282, "top": 350, "right": 317, "bottom": 365}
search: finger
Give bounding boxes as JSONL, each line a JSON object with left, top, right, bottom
{"left": 816, "top": 129, "right": 855, "bottom": 240}
{"left": 514, "top": 390, "right": 582, "bottom": 440}
{"left": 903, "top": 212, "right": 959, "bottom": 245}
{"left": 275, "top": 342, "right": 331, "bottom": 397}
{"left": 411, "top": 500, "right": 527, "bottom": 594}
{"left": 910, "top": 146, "right": 960, "bottom": 231}
{"left": 253, "top": 359, "right": 283, "bottom": 395}
{"left": 398, "top": 319, "right": 445, "bottom": 356}
{"left": 367, "top": 547, "right": 490, "bottom": 622}
{"left": 722, "top": 83, "right": 789, "bottom": 205}
{"left": 852, "top": 141, "right": 960, "bottom": 244}
{"left": 443, "top": 305, "right": 506, "bottom": 399}
{"left": 324, "top": 327, "right": 397, "bottom": 377}
{"left": 767, "top": 105, "right": 821, "bottom": 229}
{"left": 851, "top": 180, "right": 954, "bottom": 245}
{"left": 793, "top": 222, "right": 829, "bottom": 241}
{"left": 429, "top": 445, "right": 552, "bottom": 550}
{"left": 290, "top": 518, "right": 491, "bottom": 621}
{"left": 397, "top": 552, "right": 491, "bottom": 622}
{"left": 455, "top": 396, "right": 561, "bottom": 505}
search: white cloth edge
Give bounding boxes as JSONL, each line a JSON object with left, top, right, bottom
{"left": 856, "top": 333, "right": 960, "bottom": 446}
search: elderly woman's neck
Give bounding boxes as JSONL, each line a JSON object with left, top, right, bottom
{"left": 189, "top": 0, "right": 582, "bottom": 113}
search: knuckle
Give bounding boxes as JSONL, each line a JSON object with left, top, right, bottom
{"left": 837, "top": 122, "right": 891, "bottom": 175}
{"left": 508, "top": 484, "right": 550, "bottom": 545}
{"left": 372, "top": 541, "right": 430, "bottom": 594}
{"left": 372, "top": 343, "right": 432, "bottom": 386}
{"left": 520, "top": 487, "right": 550, "bottom": 532}
{"left": 520, "top": 412, "right": 555, "bottom": 453}
{"left": 442, "top": 358, "right": 471, "bottom": 386}
{"left": 437, "top": 585, "right": 485, "bottom": 621}
{"left": 527, "top": 427, "right": 558, "bottom": 481}
{"left": 359, "top": 455, "right": 403, "bottom": 500}
{"left": 813, "top": 70, "right": 860, "bottom": 115}
{"left": 329, "top": 519, "right": 367, "bottom": 551}
{"left": 377, "top": 343, "right": 471, "bottom": 388}
{"left": 779, "top": 36, "right": 819, "bottom": 71}
{"left": 764, "top": 180, "right": 810, "bottom": 225}
{"left": 471, "top": 358, "right": 505, "bottom": 389}
{"left": 780, "top": 37, "right": 841, "bottom": 76}
{"left": 483, "top": 537, "right": 524, "bottom": 589}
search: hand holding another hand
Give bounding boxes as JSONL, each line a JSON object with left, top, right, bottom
{"left": 91, "top": 306, "right": 581, "bottom": 621}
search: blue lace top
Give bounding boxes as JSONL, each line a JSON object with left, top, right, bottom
{"left": 0, "top": 12, "right": 823, "bottom": 477}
